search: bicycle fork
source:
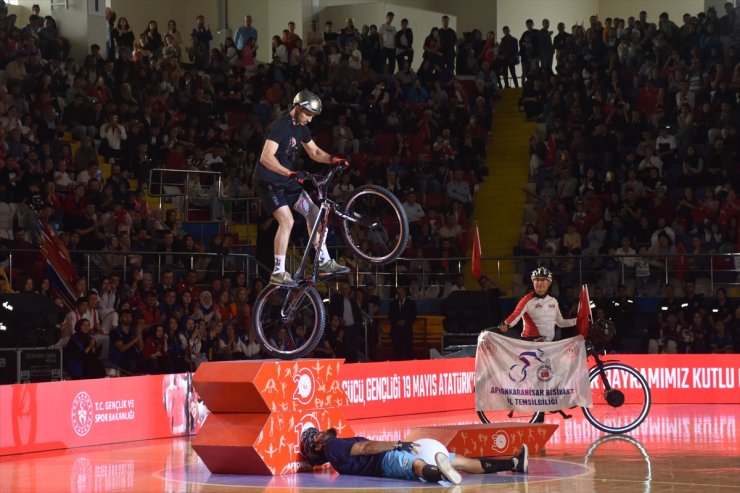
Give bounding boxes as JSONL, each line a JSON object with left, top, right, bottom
{"left": 592, "top": 354, "right": 625, "bottom": 407}
{"left": 280, "top": 286, "right": 309, "bottom": 322}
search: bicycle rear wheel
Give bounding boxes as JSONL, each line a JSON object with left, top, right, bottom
{"left": 252, "top": 284, "right": 325, "bottom": 360}
{"left": 340, "top": 185, "right": 409, "bottom": 265}
{"left": 477, "top": 410, "right": 544, "bottom": 424}
{"left": 582, "top": 362, "right": 651, "bottom": 434}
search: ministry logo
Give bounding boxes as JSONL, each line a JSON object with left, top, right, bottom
{"left": 71, "top": 391, "right": 94, "bottom": 437}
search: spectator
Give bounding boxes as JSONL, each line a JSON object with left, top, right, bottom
{"left": 388, "top": 286, "right": 416, "bottom": 360}
{"left": 142, "top": 323, "right": 169, "bottom": 373}
{"left": 64, "top": 319, "right": 106, "bottom": 379}
{"left": 234, "top": 14, "right": 258, "bottom": 52}
{"left": 109, "top": 309, "right": 143, "bottom": 374}
{"left": 332, "top": 115, "right": 359, "bottom": 155}
{"left": 243, "top": 328, "right": 262, "bottom": 359}
{"left": 329, "top": 281, "right": 361, "bottom": 363}
{"left": 379, "top": 12, "right": 397, "bottom": 73}
{"left": 710, "top": 320, "right": 734, "bottom": 353}
{"left": 60, "top": 296, "right": 89, "bottom": 348}
{"left": 395, "top": 18, "right": 413, "bottom": 67}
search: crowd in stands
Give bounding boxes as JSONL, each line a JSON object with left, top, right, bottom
{"left": 0, "top": 0, "right": 736, "bottom": 378}
{"left": 515, "top": 4, "right": 739, "bottom": 353}
{"left": 0, "top": 1, "right": 508, "bottom": 376}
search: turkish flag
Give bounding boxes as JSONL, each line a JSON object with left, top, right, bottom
{"left": 576, "top": 284, "right": 592, "bottom": 337}
{"left": 471, "top": 225, "right": 482, "bottom": 280}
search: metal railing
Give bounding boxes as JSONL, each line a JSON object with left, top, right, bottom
{"left": 5, "top": 248, "right": 739, "bottom": 298}
{"left": 147, "top": 168, "right": 260, "bottom": 225}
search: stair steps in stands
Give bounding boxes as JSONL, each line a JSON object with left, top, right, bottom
{"left": 469, "top": 88, "right": 535, "bottom": 295}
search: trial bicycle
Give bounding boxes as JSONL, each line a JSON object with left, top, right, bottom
{"left": 252, "top": 164, "right": 409, "bottom": 359}
{"left": 477, "top": 320, "right": 652, "bottom": 434}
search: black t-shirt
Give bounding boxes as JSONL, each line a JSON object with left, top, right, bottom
{"left": 325, "top": 437, "right": 385, "bottom": 476}
{"left": 255, "top": 115, "right": 311, "bottom": 186}
{"left": 109, "top": 325, "right": 139, "bottom": 362}
{"left": 324, "top": 32, "right": 340, "bottom": 46}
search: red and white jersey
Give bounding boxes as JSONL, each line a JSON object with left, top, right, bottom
{"left": 504, "top": 292, "right": 576, "bottom": 341}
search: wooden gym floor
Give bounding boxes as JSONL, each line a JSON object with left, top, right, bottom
{"left": 1, "top": 403, "right": 738, "bottom": 493}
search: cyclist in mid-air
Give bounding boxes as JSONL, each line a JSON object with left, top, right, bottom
{"left": 499, "top": 267, "right": 577, "bottom": 342}
{"left": 255, "top": 90, "right": 350, "bottom": 287}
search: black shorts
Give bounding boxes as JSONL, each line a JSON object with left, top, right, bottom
{"left": 255, "top": 180, "right": 303, "bottom": 214}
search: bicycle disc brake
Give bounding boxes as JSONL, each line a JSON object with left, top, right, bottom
{"left": 604, "top": 389, "right": 625, "bottom": 407}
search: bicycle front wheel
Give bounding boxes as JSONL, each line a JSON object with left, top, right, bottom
{"left": 582, "top": 362, "right": 651, "bottom": 434}
{"left": 252, "top": 284, "right": 326, "bottom": 360}
{"left": 340, "top": 185, "right": 409, "bottom": 265}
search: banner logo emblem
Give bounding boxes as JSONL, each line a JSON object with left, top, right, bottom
{"left": 293, "top": 368, "right": 315, "bottom": 405}
{"left": 71, "top": 392, "right": 94, "bottom": 437}
{"left": 508, "top": 349, "right": 546, "bottom": 383}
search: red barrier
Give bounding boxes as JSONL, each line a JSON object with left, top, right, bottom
{"left": 338, "top": 355, "right": 740, "bottom": 419}
{"left": 0, "top": 373, "right": 198, "bottom": 456}
{"left": 1, "top": 354, "right": 737, "bottom": 456}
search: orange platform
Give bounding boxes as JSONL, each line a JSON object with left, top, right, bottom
{"left": 405, "top": 422, "right": 558, "bottom": 457}
{"left": 192, "top": 359, "right": 353, "bottom": 475}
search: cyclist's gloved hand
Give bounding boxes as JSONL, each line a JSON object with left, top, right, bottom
{"left": 289, "top": 170, "right": 308, "bottom": 184}
{"left": 394, "top": 441, "right": 418, "bottom": 453}
{"left": 331, "top": 156, "right": 351, "bottom": 169}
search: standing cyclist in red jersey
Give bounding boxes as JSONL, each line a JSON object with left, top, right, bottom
{"left": 255, "top": 90, "right": 351, "bottom": 287}
{"left": 498, "top": 267, "right": 577, "bottom": 342}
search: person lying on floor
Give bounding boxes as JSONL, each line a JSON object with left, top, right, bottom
{"left": 300, "top": 427, "right": 528, "bottom": 485}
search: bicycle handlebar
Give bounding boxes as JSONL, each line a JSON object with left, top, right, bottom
{"left": 303, "top": 164, "right": 347, "bottom": 200}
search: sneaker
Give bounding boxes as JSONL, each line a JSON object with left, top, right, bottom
{"left": 318, "top": 259, "right": 350, "bottom": 277}
{"left": 434, "top": 452, "right": 462, "bottom": 485}
{"left": 512, "top": 445, "right": 528, "bottom": 474}
{"left": 269, "top": 271, "right": 298, "bottom": 287}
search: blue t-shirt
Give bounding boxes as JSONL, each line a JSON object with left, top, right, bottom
{"left": 325, "top": 437, "right": 386, "bottom": 476}
{"left": 255, "top": 115, "right": 312, "bottom": 186}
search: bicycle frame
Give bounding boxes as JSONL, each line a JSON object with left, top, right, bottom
{"left": 292, "top": 165, "right": 346, "bottom": 284}
{"left": 279, "top": 166, "right": 356, "bottom": 319}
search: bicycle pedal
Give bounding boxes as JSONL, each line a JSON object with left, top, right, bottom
{"left": 555, "top": 410, "right": 572, "bottom": 419}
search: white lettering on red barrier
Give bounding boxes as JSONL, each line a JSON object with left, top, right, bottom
{"left": 341, "top": 371, "right": 475, "bottom": 406}
{"left": 92, "top": 398, "right": 136, "bottom": 424}
{"left": 639, "top": 367, "right": 738, "bottom": 390}
{"left": 691, "top": 368, "right": 735, "bottom": 389}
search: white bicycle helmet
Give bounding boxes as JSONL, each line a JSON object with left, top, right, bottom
{"left": 293, "top": 90, "right": 322, "bottom": 115}
{"left": 531, "top": 266, "right": 553, "bottom": 281}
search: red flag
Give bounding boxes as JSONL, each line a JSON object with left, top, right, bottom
{"left": 576, "top": 284, "right": 592, "bottom": 338}
{"left": 471, "top": 225, "right": 482, "bottom": 280}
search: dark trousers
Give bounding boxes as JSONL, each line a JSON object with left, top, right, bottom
{"left": 382, "top": 47, "right": 396, "bottom": 73}
{"left": 344, "top": 324, "right": 360, "bottom": 363}
{"left": 497, "top": 61, "right": 519, "bottom": 87}
{"left": 396, "top": 50, "right": 413, "bottom": 68}
{"left": 391, "top": 323, "right": 414, "bottom": 360}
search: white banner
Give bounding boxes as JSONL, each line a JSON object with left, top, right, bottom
{"left": 475, "top": 332, "right": 592, "bottom": 412}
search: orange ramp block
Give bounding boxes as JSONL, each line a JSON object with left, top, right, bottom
{"left": 192, "top": 408, "right": 353, "bottom": 475}
{"left": 405, "top": 422, "right": 558, "bottom": 457}
{"left": 193, "top": 359, "right": 347, "bottom": 413}
{"left": 192, "top": 359, "right": 351, "bottom": 475}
